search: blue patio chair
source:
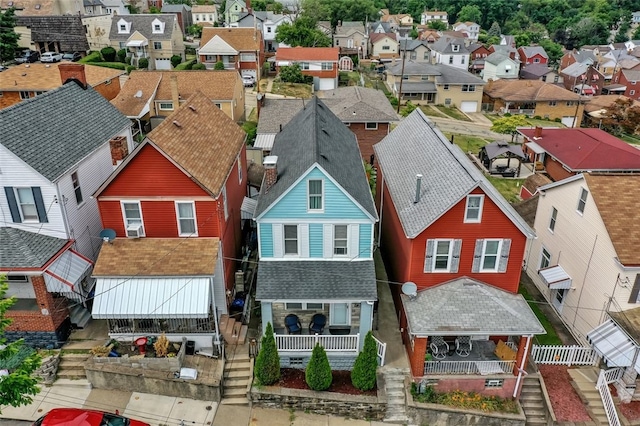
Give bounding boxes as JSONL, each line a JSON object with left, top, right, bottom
{"left": 430, "top": 336, "right": 449, "bottom": 360}
{"left": 309, "top": 313, "right": 327, "bottom": 334}
{"left": 284, "top": 314, "right": 301, "bottom": 334}
{"left": 455, "top": 336, "right": 472, "bottom": 357}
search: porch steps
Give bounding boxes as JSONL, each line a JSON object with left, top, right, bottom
{"left": 57, "top": 353, "right": 90, "bottom": 380}
{"left": 219, "top": 314, "right": 248, "bottom": 345}
{"left": 221, "top": 344, "right": 252, "bottom": 406}
{"left": 521, "top": 375, "right": 549, "bottom": 425}
{"left": 69, "top": 304, "right": 92, "bottom": 329}
{"left": 381, "top": 367, "right": 411, "bottom": 424}
{"left": 53, "top": 378, "right": 93, "bottom": 390}
{"left": 568, "top": 368, "right": 610, "bottom": 425}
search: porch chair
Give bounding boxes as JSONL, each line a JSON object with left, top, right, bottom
{"left": 309, "top": 313, "right": 327, "bottom": 334}
{"left": 284, "top": 314, "right": 302, "bottom": 335}
{"left": 455, "top": 336, "right": 472, "bottom": 357}
{"left": 430, "top": 336, "right": 449, "bottom": 360}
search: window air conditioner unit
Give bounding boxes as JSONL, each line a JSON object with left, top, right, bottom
{"left": 126, "top": 224, "right": 143, "bottom": 238}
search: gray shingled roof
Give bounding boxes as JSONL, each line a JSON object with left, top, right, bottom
{"left": 386, "top": 62, "right": 485, "bottom": 85}
{"left": 520, "top": 45, "right": 548, "bottom": 58}
{"left": 401, "top": 277, "right": 545, "bottom": 336}
{"left": 485, "top": 51, "right": 513, "bottom": 65}
{"left": 520, "top": 63, "right": 553, "bottom": 79}
{"left": 256, "top": 98, "right": 304, "bottom": 134}
{"left": 110, "top": 14, "right": 178, "bottom": 41}
{"left": 399, "top": 39, "right": 429, "bottom": 51}
{"left": 17, "top": 16, "right": 89, "bottom": 52}
{"left": 256, "top": 260, "right": 377, "bottom": 300}
{"left": 561, "top": 61, "right": 591, "bottom": 78}
{"left": 395, "top": 81, "right": 437, "bottom": 93}
{"left": 161, "top": 4, "right": 191, "bottom": 12}
{"left": 430, "top": 36, "right": 469, "bottom": 54}
{"left": 254, "top": 97, "right": 377, "bottom": 219}
{"left": 0, "top": 228, "right": 68, "bottom": 269}
{"left": 0, "top": 82, "right": 130, "bottom": 182}
{"left": 319, "top": 86, "right": 398, "bottom": 123}
{"left": 373, "top": 108, "right": 534, "bottom": 239}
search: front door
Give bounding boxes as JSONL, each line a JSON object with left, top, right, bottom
{"left": 552, "top": 289, "right": 566, "bottom": 313}
{"left": 330, "top": 303, "right": 351, "bottom": 326}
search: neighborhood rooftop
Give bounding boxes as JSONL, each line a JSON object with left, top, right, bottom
{"left": 0, "top": 227, "right": 68, "bottom": 270}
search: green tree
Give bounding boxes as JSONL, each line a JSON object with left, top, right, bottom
{"left": 0, "top": 7, "right": 20, "bottom": 63}
{"left": 149, "top": 6, "right": 161, "bottom": 13}
{"left": 457, "top": 5, "right": 482, "bottom": 24}
{"left": 276, "top": 16, "right": 331, "bottom": 47}
{"left": 0, "top": 276, "right": 42, "bottom": 412}
{"left": 255, "top": 322, "right": 280, "bottom": 385}
{"left": 171, "top": 55, "right": 182, "bottom": 68}
{"left": 138, "top": 57, "right": 149, "bottom": 69}
{"left": 279, "top": 64, "right": 305, "bottom": 83}
{"left": 487, "top": 21, "right": 502, "bottom": 38}
{"left": 351, "top": 332, "right": 378, "bottom": 391}
{"left": 409, "top": 26, "right": 418, "bottom": 39}
{"left": 600, "top": 98, "right": 640, "bottom": 135}
{"left": 192, "top": 63, "right": 206, "bottom": 70}
{"left": 491, "top": 115, "right": 530, "bottom": 142}
{"left": 117, "top": 49, "right": 127, "bottom": 63}
{"left": 271, "top": 2, "right": 283, "bottom": 14}
{"left": 428, "top": 20, "right": 447, "bottom": 31}
{"left": 514, "top": 33, "right": 531, "bottom": 48}
{"left": 305, "top": 343, "right": 332, "bottom": 391}
{"left": 538, "top": 39, "right": 564, "bottom": 65}
{"left": 101, "top": 46, "right": 117, "bottom": 62}
{"left": 187, "top": 24, "right": 203, "bottom": 38}
{"left": 125, "top": 0, "right": 140, "bottom": 14}
{"left": 214, "top": 60, "right": 225, "bottom": 70}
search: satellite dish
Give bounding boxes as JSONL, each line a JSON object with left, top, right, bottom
{"left": 402, "top": 282, "right": 418, "bottom": 299}
{"left": 99, "top": 229, "right": 117, "bottom": 243}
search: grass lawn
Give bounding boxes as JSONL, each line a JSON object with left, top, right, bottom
{"left": 434, "top": 105, "right": 471, "bottom": 121}
{"left": 339, "top": 71, "right": 360, "bottom": 86}
{"left": 518, "top": 286, "right": 563, "bottom": 346}
{"left": 419, "top": 105, "right": 446, "bottom": 118}
{"left": 485, "top": 176, "right": 525, "bottom": 203}
{"left": 620, "top": 133, "right": 640, "bottom": 145}
{"left": 484, "top": 114, "right": 566, "bottom": 128}
{"left": 443, "top": 132, "right": 490, "bottom": 154}
{"left": 247, "top": 107, "right": 258, "bottom": 122}
{"left": 271, "top": 82, "right": 312, "bottom": 98}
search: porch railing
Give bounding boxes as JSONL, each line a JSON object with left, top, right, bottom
{"left": 372, "top": 335, "right": 387, "bottom": 366}
{"left": 531, "top": 345, "right": 600, "bottom": 366}
{"left": 107, "top": 318, "right": 215, "bottom": 334}
{"left": 424, "top": 360, "right": 515, "bottom": 375}
{"left": 275, "top": 333, "right": 360, "bottom": 352}
{"left": 596, "top": 369, "right": 621, "bottom": 426}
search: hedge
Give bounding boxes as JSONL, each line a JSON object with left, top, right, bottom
{"left": 79, "top": 51, "right": 102, "bottom": 63}
{"left": 91, "top": 62, "right": 126, "bottom": 70}
{"left": 175, "top": 60, "right": 196, "bottom": 70}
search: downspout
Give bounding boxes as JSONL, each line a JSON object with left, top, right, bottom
{"left": 377, "top": 172, "right": 385, "bottom": 248}
{"left": 513, "top": 334, "right": 532, "bottom": 398}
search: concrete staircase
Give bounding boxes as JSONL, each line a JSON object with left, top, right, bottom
{"left": 568, "top": 368, "right": 609, "bottom": 425}
{"left": 220, "top": 314, "right": 248, "bottom": 345}
{"left": 381, "top": 367, "right": 410, "bottom": 424}
{"left": 55, "top": 352, "right": 92, "bottom": 389}
{"left": 521, "top": 374, "right": 549, "bottom": 425}
{"left": 69, "top": 304, "right": 91, "bottom": 329}
{"left": 221, "top": 344, "right": 252, "bottom": 406}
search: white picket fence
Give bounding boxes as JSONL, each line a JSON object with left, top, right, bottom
{"left": 372, "top": 335, "right": 387, "bottom": 366}
{"left": 531, "top": 345, "right": 600, "bottom": 366}
{"left": 597, "top": 369, "right": 622, "bottom": 426}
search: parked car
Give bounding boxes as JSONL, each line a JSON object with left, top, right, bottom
{"left": 62, "top": 52, "right": 82, "bottom": 62}
{"left": 40, "top": 52, "right": 64, "bottom": 63}
{"left": 242, "top": 75, "right": 256, "bottom": 87}
{"left": 15, "top": 50, "right": 40, "bottom": 64}
{"left": 33, "top": 408, "right": 150, "bottom": 426}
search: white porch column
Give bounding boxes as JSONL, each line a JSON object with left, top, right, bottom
{"left": 358, "top": 301, "right": 374, "bottom": 350}
{"left": 261, "top": 302, "right": 273, "bottom": 335}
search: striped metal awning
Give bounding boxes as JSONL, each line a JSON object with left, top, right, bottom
{"left": 92, "top": 277, "right": 210, "bottom": 319}
{"left": 539, "top": 265, "right": 572, "bottom": 290}
{"left": 587, "top": 319, "right": 637, "bottom": 367}
{"left": 44, "top": 250, "right": 92, "bottom": 296}
{"left": 241, "top": 196, "right": 258, "bottom": 220}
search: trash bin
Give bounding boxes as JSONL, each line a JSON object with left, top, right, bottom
{"left": 186, "top": 340, "right": 195, "bottom": 355}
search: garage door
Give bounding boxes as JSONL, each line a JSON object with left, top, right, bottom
{"left": 155, "top": 58, "right": 171, "bottom": 70}
{"left": 460, "top": 101, "right": 478, "bottom": 112}
{"left": 319, "top": 78, "right": 336, "bottom": 90}
{"left": 561, "top": 116, "right": 576, "bottom": 127}
{"left": 241, "top": 70, "right": 257, "bottom": 79}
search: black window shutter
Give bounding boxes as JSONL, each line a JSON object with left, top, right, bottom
{"left": 32, "top": 187, "right": 48, "bottom": 223}
{"left": 4, "top": 187, "right": 21, "bottom": 223}
{"left": 628, "top": 275, "right": 640, "bottom": 304}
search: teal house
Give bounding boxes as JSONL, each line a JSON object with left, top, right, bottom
{"left": 254, "top": 97, "right": 379, "bottom": 369}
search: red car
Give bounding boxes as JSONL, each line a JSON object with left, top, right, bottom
{"left": 33, "top": 408, "right": 150, "bottom": 426}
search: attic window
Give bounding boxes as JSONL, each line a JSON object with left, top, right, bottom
{"left": 452, "top": 45, "right": 460, "bottom": 52}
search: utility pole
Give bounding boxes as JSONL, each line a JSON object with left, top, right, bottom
{"left": 396, "top": 44, "right": 407, "bottom": 114}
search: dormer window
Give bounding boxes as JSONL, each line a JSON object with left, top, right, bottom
{"left": 152, "top": 18, "right": 165, "bottom": 34}
{"left": 452, "top": 44, "right": 460, "bottom": 52}
{"left": 117, "top": 18, "right": 131, "bottom": 34}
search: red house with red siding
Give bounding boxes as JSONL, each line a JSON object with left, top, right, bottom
{"left": 374, "top": 109, "right": 544, "bottom": 398}
{"left": 91, "top": 91, "right": 248, "bottom": 347}
{"left": 517, "top": 46, "right": 549, "bottom": 66}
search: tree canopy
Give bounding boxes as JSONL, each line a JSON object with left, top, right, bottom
{"left": 275, "top": 16, "right": 331, "bottom": 47}
{"left": 600, "top": 98, "right": 640, "bottom": 136}
{"left": 491, "top": 115, "right": 531, "bottom": 141}
{"left": 0, "top": 8, "right": 20, "bottom": 63}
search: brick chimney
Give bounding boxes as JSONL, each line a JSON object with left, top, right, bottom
{"left": 109, "top": 136, "right": 129, "bottom": 166}
{"left": 263, "top": 155, "right": 278, "bottom": 192}
{"left": 170, "top": 75, "right": 180, "bottom": 110}
{"left": 534, "top": 126, "right": 542, "bottom": 138}
{"left": 59, "top": 63, "right": 87, "bottom": 89}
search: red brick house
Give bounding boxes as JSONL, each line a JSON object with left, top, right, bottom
{"left": 198, "top": 27, "right": 264, "bottom": 81}
{"left": 275, "top": 47, "right": 340, "bottom": 90}
{"left": 611, "top": 68, "right": 640, "bottom": 101}
{"left": 374, "top": 109, "right": 542, "bottom": 398}
{"left": 92, "top": 91, "right": 248, "bottom": 346}
{"left": 519, "top": 127, "right": 640, "bottom": 182}
{"left": 517, "top": 46, "right": 549, "bottom": 66}
{"left": 469, "top": 43, "right": 491, "bottom": 74}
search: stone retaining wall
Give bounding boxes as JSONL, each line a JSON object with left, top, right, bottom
{"left": 92, "top": 340, "right": 186, "bottom": 372}
{"left": 251, "top": 386, "right": 385, "bottom": 421}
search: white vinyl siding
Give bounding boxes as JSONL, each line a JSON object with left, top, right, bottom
{"left": 71, "top": 171, "right": 83, "bottom": 205}
{"left": 549, "top": 207, "right": 557, "bottom": 232}
{"left": 577, "top": 188, "right": 588, "bottom": 214}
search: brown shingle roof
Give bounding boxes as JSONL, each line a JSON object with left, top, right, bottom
{"left": 153, "top": 70, "right": 239, "bottom": 101}
{"left": 484, "top": 79, "right": 582, "bottom": 102}
{"left": 584, "top": 173, "right": 640, "bottom": 266}
{"left": 512, "top": 195, "right": 539, "bottom": 228}
{"left": 522, "top": 173, "right": 552, "bottom": 195}
{"left": 146, "top": 91, "right": 246, "bottom": 196}
{"left": 110, "top": 72, "right": 162, "bottom": 117}
{"left": 93, "top": 237, "right": 220, "bottom": 276}
{"left": 0, "top": 63, "right": 124, "bottom": 92}
{"left": 276, "top": 47, "right": 339, "bottom": 62}
{"left": 200, "top": 27, "right": 261, "bottom": 51}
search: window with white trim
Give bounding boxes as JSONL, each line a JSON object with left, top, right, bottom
{"left": 285, "top": 302, "right": 324, "bottom": 310}
{"left": 540, "top": 247, "right": 551, "bottom": 269}
{"left": 284, "top": 225, "right": 298, "bottom": 255}
{"left": 300, "top": 62, "right": 310, "bottom": 69}
{"left": 464, "top": 195, "right": 484, "bottom": 222}
{"left": 71, "top": 171, "right": 83, "bottom": 205}
{"left": 122, "top": 201, "right": 144, "bottom": 234}
{"left": 20, "top": 91, "right": 31, "bottom": 100}
{"left": 433, "top": 240, "right": 453, "bottom": 271}
{"left": 577, "top": 188, "right": 588, "bottom": 214}
{"left": 480, "top": 239, "right": 502, "bottom": 271}
{"left": 330, "top": 303, "right": 350, "bottom": 325}
{"left": 237, "top": 157, "right": 242, "bottom": 184}
{"left": 15, "top": 188, "right": 38, "bottom": 221}
{"left": 153, "top": 41, "right": 162, "bottom": 50}
{"left": 240, "top": 53, "right": 256, "bottom": 62}
{"left": 333, "top": 225, "right": 348, "bottom": 256}
{"left": 159, "top": 102, "right": 173, "bottom": 110}
{"left": 308, "top": 179, "right": 322, "bottom": 210}
{"left": 222, "top": 186, "right": 228, "bottom": 220}
{"left": 549, "top": 207, "right": 557, "bottom": 232}
{"left": 321, "top": 62, "right": 332, "bottom": 70}
{"left": 365, "top": 122, "right": 378, "bottom": 130}
{"left": 176, "top": 202, "right": 197, "bottom": 236}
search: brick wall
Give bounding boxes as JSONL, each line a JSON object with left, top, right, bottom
{"left": 544, "top": 158, "right": 573, "bottom": 182}
{"left": 349, "top": 123, "right": 389, "bottom": 161}
{"left": 429, "top": 376, "right": 518, "bottom": 400}
{"left": 5, "top": 276, "right": 69, "bottom": 333}
{"left": 93, "top": 78, "right": 122, "bottom": 102}
{"left": 0, "top": 91, "right": 22, "bottom": 109}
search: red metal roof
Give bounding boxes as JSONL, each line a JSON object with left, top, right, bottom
{"left": 276, "top": 47, "right": 339, "bottom": 62}
{"left": 519, "top": 128, "right": 640, "bottom": 171}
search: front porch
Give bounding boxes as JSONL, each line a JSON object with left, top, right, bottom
{"left": 424, "top": 340, "right": 517, "bottom": 375}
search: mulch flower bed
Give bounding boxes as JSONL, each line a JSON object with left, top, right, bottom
{"left": 278, "top": 368, "right": 377, "bottom": 396}
{"left": 539, "top": 365, "right": 591, "bottom": 422}
{"left": 609, "top": 384, "right": 640, "bottom": 420}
